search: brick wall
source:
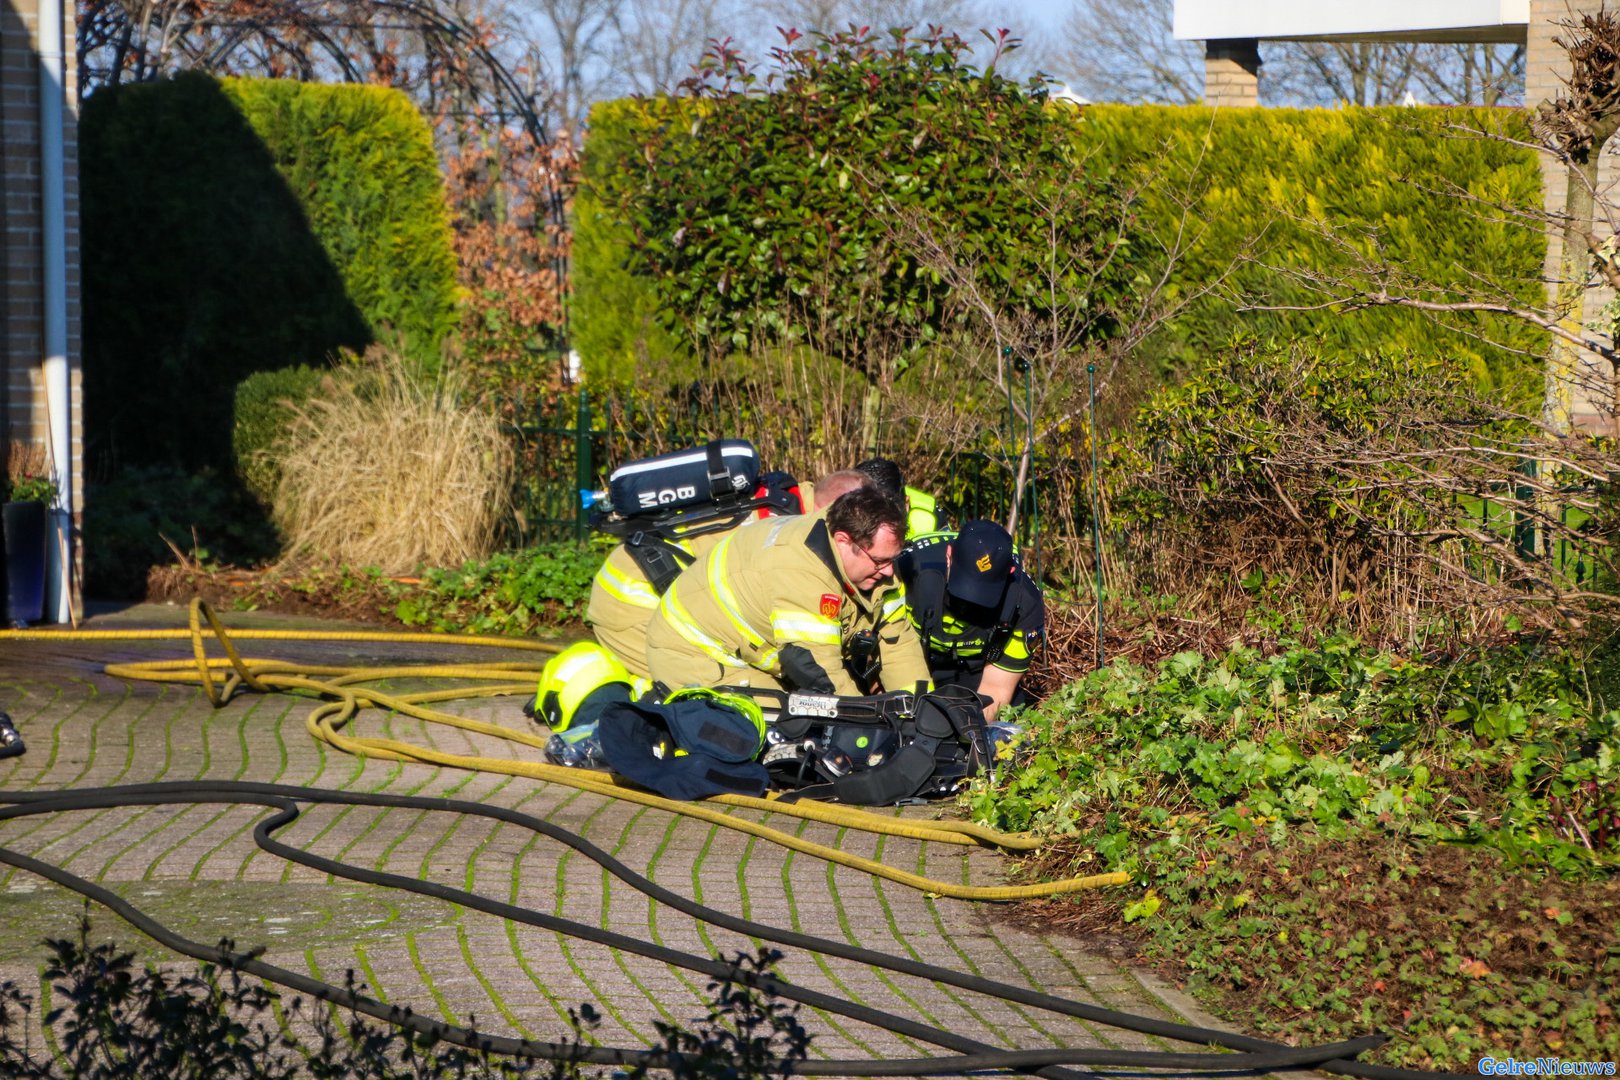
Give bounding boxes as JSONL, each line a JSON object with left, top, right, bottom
{"left": 1204, "top": 38, "right": 1261, "bottom": 108}
{"left": 2, "top": 0, "right": 81, "bottom": 556}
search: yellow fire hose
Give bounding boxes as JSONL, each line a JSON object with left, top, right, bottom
{"left": 4, "top": 598, "right": 1127, "bottom": 900}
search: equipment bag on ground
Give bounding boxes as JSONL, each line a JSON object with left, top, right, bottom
{"left": 597, "top": 688, "right": 771, "bottom": 800}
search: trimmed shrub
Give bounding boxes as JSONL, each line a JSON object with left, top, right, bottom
{"left": 581, "top": 34, "right": 1133, "bottom": 387}
{"left": 226, "top": 77, "right": 460, "bottom": 362}
{"left": 81, "top": 71, "right": 457, "bottom": 475}
{"left": 82, "top": 464, "right": 281, "bottom": 598}
{"left": 232, "top": 364, "right": 338, "bottom": 505}
{"left": 575, "top": 100, "right": 1545, "bottom": 395}
{"left": 1076, "top": 104, "right": 1546, "bottom": 397}
{"left": 571, "top": 114, "right": 690, "bottom": 388}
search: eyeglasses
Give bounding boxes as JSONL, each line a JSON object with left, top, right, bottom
{"left": 857, "top": 543, "right": 898, "bottom": 571}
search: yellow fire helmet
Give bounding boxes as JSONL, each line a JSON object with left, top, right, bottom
{"left": 533, "top": 641, "right": 633, "bottom": 732}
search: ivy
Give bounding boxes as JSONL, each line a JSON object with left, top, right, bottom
{"left": 971, "top": 635, "right": 1620, "bottom": 878}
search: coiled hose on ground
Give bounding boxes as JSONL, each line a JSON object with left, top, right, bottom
{"left": 0, "top": 601, "right": 1471, "bottom": 1077}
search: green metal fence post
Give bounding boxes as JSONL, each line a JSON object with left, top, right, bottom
{"left": 1512, "top": 456, "right": 1537, "bottom": 562}
{"left": 1088, "top": 363, "right": 1103, "bottom": 670}
{"left": 574, "top": 388, "right": 592, "bottom": 544}
{"left": 1023, "top": 351, "right": 1039, "bottom": 580}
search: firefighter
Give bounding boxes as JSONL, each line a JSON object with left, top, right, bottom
{"left": 794, "top": 468, "right": 867, "bottom": 518}
{"left": 586, "top": 469, "right": 869, "bottom": 678}
{"left": 895, "top": 519, "right": 1045, "bottom": 721}
{"left": 644, "top": 485, "right": 931, "bottom": 696}
{"left": 854, "top": 458, "right": 940, "bottom": 537}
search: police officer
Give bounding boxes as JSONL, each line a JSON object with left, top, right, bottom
{"left": 896, "top": 519, "right": 1044, "bottom": 721}
{"left": 854, "top": 458, "right": 940, "bottom": 537}
{"left": 644, "top": 485, "right": 931, "bottom": 696}
{"left": 586, "top": 469, "right": 868, "bottom": 678}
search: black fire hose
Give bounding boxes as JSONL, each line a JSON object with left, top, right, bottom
{"left": 0, "top": 781, "right": 1470, "bottom": 1078}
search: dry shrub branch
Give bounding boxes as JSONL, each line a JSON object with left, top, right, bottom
{"left": 883, "top": 130, "right": 1255, "bottom": 539}
{"left": 595, "top": 284, "right": 986, "bottom": 488}
{"left": 272, "top": 347, "right": 514, "bottom": 573}
{"left": 1104, "top": 342, "right": 1620, "bottom": 644}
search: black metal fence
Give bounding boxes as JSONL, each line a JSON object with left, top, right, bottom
{"left": 498, "top": 387, "right": 1049, "bottom": 554}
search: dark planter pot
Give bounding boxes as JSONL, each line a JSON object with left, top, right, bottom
{"left": 3, "top": 500, "right": 48, "bottom": 626}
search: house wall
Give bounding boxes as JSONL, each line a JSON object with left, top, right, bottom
{"left": 2, "top": 0, "right": 81, "bottom": 506}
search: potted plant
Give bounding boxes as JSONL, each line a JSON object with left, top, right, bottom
{"left": 4, "top": 469, "right": 56, "bottom": 626}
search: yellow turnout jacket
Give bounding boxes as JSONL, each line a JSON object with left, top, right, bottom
{"left": 645, "top": 513, "right": 931, "bottom": 695}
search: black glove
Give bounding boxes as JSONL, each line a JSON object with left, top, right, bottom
{"left": 779, "top": 644, "right": 836, "bottom": 694}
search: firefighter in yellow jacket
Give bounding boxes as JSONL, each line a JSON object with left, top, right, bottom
{"left": 645, "top": 485, "right": 932, "bottom": 695}
{"left": 587, "top": 470, "right": 869, "bottom": 678}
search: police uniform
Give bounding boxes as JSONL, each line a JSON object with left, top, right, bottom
{"left": 897, "top": 522, "right": 1045, "bottom": 695}
{"left": 645, "top": 512, "right": 932, "bottom": 695}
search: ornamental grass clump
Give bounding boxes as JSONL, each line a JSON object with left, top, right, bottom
{"left": 272, "top": 349, "right": 513, "bottom": 574}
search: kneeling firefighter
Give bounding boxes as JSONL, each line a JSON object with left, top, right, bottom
{"left": 854, "top": 457, "right": 941, "bottom": 538}
{"left": 585, "top": 440, "right": 801, "bottom": 680}
{"left": 645, "top": 485, "right": 932, "bottom": 697}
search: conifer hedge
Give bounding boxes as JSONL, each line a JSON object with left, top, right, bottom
{"left": 82, "top": 71, "right": 458, "bottom": 472}
{"left": 574, "top": 100, "right": 1545, "bottom": 396}
{"left": 1076, "top": 104, "right": 1546, "bottom": 397}
{"left": 572, "top": 97, "right": 690, "bottom": 387}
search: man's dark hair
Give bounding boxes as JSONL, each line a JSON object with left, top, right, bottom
{"left": 853, "top": 458, "right": 905, "bottom": 500}
{"left": 826, "top": 485, "right": 906, "bottom": 546}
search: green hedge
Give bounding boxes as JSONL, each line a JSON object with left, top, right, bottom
{"left": 82, "top": 71, "right": 458, "bottom": 473}
{"left": 575, "top": 101, "right": 1544, "bottom": 395}
{"left": 572, "top": 98, "right": 693, "bottom": 387}
{"left": 1077, "top": 104, "right": 1546, "bottom": 397}
{"left": 232, "top": 364, "right": 338, "bottom": 505}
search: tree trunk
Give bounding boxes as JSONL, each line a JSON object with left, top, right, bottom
{"left": 1543, "top": 153, "right": 1600, "bottom": 435}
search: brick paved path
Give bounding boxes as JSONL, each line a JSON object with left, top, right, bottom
{"left": 0, "top": 604, "right": 1228, "bottom": 1076}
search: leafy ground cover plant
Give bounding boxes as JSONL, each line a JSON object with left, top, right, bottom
{"left": 973, "top": 632, "right": 1620, "bottom": 1068}
{"left": 0, "top": 918, "right": 582, "bottom": 1078}
{"left": 392, "top": 541, "right": 609, "bottom": 634}
{"left": 147, "top": 540, "right": 606, "bottom": 639}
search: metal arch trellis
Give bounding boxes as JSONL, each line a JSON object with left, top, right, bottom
{"left": 76, "top": 0, "right": 571, "bottom": 341}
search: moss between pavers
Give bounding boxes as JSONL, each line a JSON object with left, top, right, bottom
{"left": 0, "top": 878, "right": 460, "bottom": 964}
